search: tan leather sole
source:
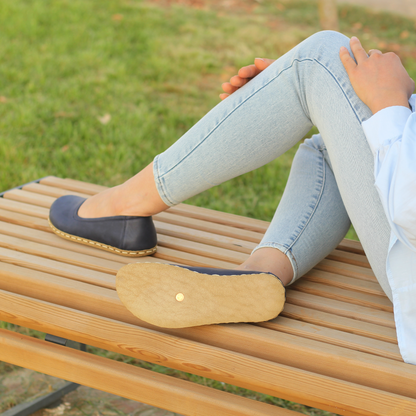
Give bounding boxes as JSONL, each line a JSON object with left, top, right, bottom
{"left": 116, "top": 263, "right": 286, "bottom": 328}
{"left": 48, "top": 218, "right": 157, "bottom": 257}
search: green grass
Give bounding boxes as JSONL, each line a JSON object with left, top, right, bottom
{"left": 0, "top": 0, "right": 415, "bottom": 414}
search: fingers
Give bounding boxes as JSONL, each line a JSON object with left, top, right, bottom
{"left": 238, "top": 58, "right": 275, "bottom": 78}
{"left": 238, "top": 64, "right": 261, "bottom": 79}
{"left": 229, "top": 75, "right": 249, "bottom": 87}
{"left": 368, "top": 49, "right": 382, "bottom": 56}
{"left": 339, "top": 45, "right": 356, "bottom": 75}
{"left": 221, "top": 82, "right": 239, "bottom": 94}
{"left": 221, "top": 57, "right": 276, "bottom": 100}
{"left": 340, "top": 38, "right": 384, "bottom": 76}
{"left": 254, "top": 58, "right": 275, "bottom": 71}
{"left": 349, "top": 36, "right": 368, "bottom": 64}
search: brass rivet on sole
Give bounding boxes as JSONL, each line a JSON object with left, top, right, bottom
{"left": 176, "top": 293, "right": 184, "bottom": 302}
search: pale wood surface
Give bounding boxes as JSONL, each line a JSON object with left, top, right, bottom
{"left": 1, "top": 176, "right": 415, "bottom": 416}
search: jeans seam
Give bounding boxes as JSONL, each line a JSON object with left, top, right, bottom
{"left": 159, "top": 57, "right": 361, "bottom": 180}
{"left": 312, "top": 58, "right": 363, "bottom": 124}
{"left": 286, "top": 151, "right": 326, "bottom": 252}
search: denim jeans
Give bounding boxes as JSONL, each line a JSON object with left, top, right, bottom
{"left": 153, "top": 31, "right": 393, "bottom": 300}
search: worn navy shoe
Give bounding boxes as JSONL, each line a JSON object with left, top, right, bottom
{"left": 116, "top": 263, "right": 286, "bottom": 328}
{"left": 49, "top": 195, "right": 157, "bottom": 257}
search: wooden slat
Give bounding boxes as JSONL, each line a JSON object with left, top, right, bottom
{"left": 337, "top": 239, "right": 365, "bottom": 255}
{"left": 0, "top": 197, "right": 50, "bottom": 218}
{"left": 157, "top": 233, "right": 248, "bottom": 264}
{"left": 3, "top": 189, "right": 55, "bottom": 208}
{"left": 0, "top": 198, "right": 49, "bottom": 219}
{"left": 0, "top": 246, "right": 116, "bottom": 289}
{"left": 286, "top": 290, "right": 395, "bottom": 328}
{"left": 0, "top": 208, "right": 50, "bottom": 232}
{"left": 326, "top": 249, "right": 370, "bottom": 268}
{"left": 168, "top": 204, "right": 270, "bottom": 233}
{"left": 156, "top": 211, "right": 264, "bottom": 242}
{"left": 0, "top": 220, "right": 151, "bottom": 264}
{"left": 257, "top": 318, "right": 401, "bottom": 361}
{"left": 315, "top": 259, "right": 377, "bottom": 282}
{"left": 22, "top": 183, "right": 89, "bottom": 198}
{"left": 2, "top": 291, "right": 416, "bottom": 416}
{"left": 292, "top": 280, "right": 393, "bottom": 312}
{"left": 155, "top": 219, "right": 255, "bottom": 253}
{"left": 303, "top": 269, "right": 385, "bottom": 296}
{"left": 153, "top": 245, "right": 237, "bottom": 268}
{"left": 40, "top": 176, "right": 107, "bottom": 194}
{"left": 0, "top": 232, "right": 126, "bottom": 274}
{"left": 0, "top": 329, "right": 294, "bottom": 416}
{"left": 280, "top": 303, "right": 397, "bottom": 344}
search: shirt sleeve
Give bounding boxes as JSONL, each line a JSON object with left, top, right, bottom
{"left": 362, "top": 97, "right": 416, "bottom": 252}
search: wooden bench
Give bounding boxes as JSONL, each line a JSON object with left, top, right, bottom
{"left": 1, "top": 176, "right": 416, "bottom": 415}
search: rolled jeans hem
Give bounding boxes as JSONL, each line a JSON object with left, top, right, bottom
{"left": 153, "top": 154, "right": 176, "bottom": 207}
{"left": 252, "top": 243, "right": 299, "bottom": 285}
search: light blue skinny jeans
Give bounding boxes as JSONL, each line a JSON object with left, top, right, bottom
{"left": 153, "top": 31, "right": 392, "bottom": 300}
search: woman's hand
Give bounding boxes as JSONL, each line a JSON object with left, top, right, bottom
{"left": 220, "top": 58, "right": 275, "bottom": 100}
{"left": 340, "top": 37, "right": 415, "bottom": 114}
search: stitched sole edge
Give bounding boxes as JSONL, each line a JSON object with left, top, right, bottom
{"left": 48, "top": 218, "right": 157, "bottom": 257}
{"left": 116, "top": 263, "right": 286, "bottom": 328}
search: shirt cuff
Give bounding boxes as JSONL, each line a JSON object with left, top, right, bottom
{"left": 362, "top": 106, "right": 412, "bottom": 156}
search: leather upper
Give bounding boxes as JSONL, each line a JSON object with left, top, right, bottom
{"left": 49, "top": 195, "right": 157, "bottom": 250}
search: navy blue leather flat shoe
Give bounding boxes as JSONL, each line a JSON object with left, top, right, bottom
{"left": 49, "top": 195, "right": 157, "bottom": 257}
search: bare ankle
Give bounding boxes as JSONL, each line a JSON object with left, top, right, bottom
{"left": 235, "top": 247, "right": 293, "bottom": 286}
{"left": 78, "top": 163, "right": 170, "bottom": 219}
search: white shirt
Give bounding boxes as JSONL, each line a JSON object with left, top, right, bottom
{"left": 362, "top": 94, "right": 416, "bottom": 364}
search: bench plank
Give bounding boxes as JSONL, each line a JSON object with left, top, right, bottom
{"left": 286, "top": 291, "right": 394, "bottom": 327}
{"left": 303, "top": 269, "right": 384, "bottom": 296}
{"left": 257, "top": 318, "right": 401, "bottom": 360}
{"left": 280, "top": 304, "right": 397, "bottom": 344}
{"left": 0, "top": 247, "right": 116, "bottom": 288}
{"left": 293, "top": 281, "right": 393, "bottom": 312}
{"left": 315, "top": 259, "right": 377, "bottom": 282}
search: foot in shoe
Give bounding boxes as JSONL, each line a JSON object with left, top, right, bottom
{"left": 116, "top": 263, "right": 286, "bottom": 328}
{"left": 49, "top": 195, "right": 157, "bottom": 257}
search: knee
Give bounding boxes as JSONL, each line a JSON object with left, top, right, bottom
{"left": 297, "top": 30, "right": 351, "bottom": 63}
{"left": 309, "top": 30, "right": 349, "bottom": 45}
